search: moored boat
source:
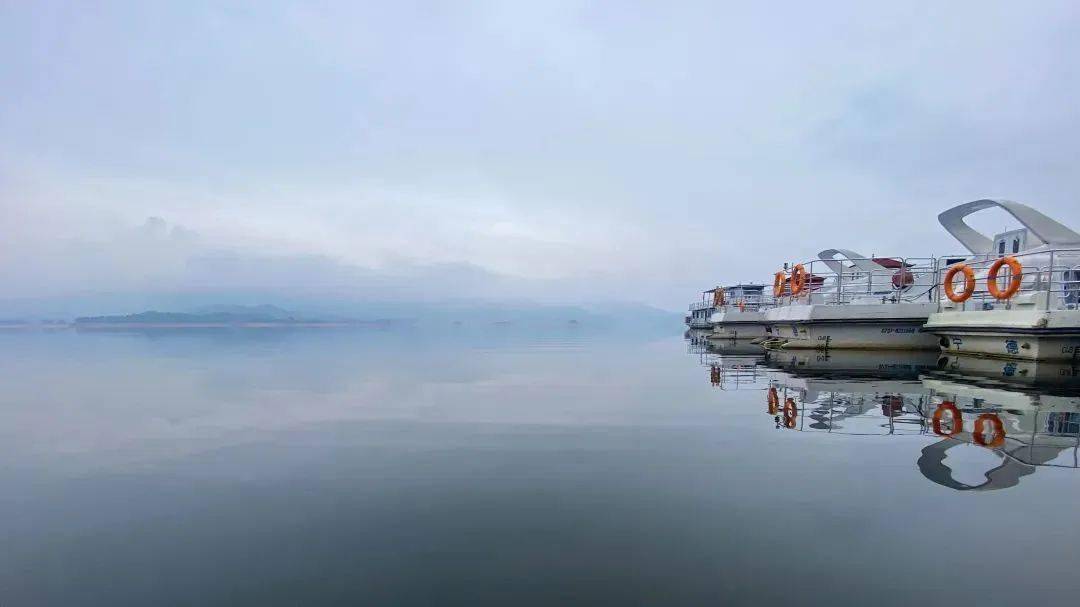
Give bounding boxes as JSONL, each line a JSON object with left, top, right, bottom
{"left": 763, "top": 249, "right": 940, "bottom": 350}
{"left": 923, "top": 199, "right": 1080, "bottom": 361}
{"left": 707, "top": 283, "right": 770, "bottom": 341}
{"left": 686, "top": 288, "right": 720, "bottom": 329}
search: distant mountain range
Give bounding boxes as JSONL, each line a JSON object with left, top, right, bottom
{"left": 73, "top": 305, "right": 406, "bottom": 327}
{"left": 4, "top": 299, "right": 678, "bottom": 333}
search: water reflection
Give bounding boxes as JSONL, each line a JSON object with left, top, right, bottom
{"left": 918, "top": 369, "right": 1080, "bottom": 490}
{"left": 683, "top": 328, "right": 713, "bottom": 352}
{"left": 688, "top": 334, "right": 766, "bottom": 389}
{"left": 702, "top": 343, "right": 1080, "bottom": 492}
{"left": 934, "top": 353, "right": 1080, "bottom": 390}
{"left": 0, "top": 328, "right": 1077, "bottom": 604}
{"left": 764, "top": 348, "right": 939, "bottom": 379}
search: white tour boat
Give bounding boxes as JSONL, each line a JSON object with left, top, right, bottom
{"left": 763, "top": 248, "right": 940, "bottom": 350}
{"left": 685, "top": 288, "right": 719, "bottom": 329}
{"left": 923, "top": 199, "right": 1080, "bottom": 361}
{"left": 707, "top": 283, "right": 770, "bottom": 341}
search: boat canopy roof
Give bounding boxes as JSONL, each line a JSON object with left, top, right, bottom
{"left": 939, "top": 199, "right": 1080, "bottom": 254}
{"left": 816, "top": 249, "right": 885, "bottom": 274}
{"left": 703, "top": 284, "right": 764, "bottom": 293}
{"left": 871, "top": 257, "right": 912, "bottom": 269}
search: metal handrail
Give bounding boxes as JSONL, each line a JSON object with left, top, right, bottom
{"left": 773, "top": 256, "right": 942, "bottom": 307}
{"left": 693, "top": 286, "right": 777, "bottom": 313}
{"left": 936, "top": 247, "right": 1080, "bottom": 312}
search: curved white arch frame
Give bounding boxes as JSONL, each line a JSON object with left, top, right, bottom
{"left": 938, "top": 199, "right": 1080, "bottom": 255}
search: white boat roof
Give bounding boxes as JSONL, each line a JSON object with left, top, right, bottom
{"left": 939, "top": 198, "right": 1080, "bottom": 254}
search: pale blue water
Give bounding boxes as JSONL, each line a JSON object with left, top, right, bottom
{"left": 1, "top": 327, "right": 1078, "bottom": 605}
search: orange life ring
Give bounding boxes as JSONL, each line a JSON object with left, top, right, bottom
{"left": 782, "top": 398, "right": 797, "bottom": 428}
{"left": 931, "top": 401, "right": 963, "bottom": 436}
{"left": 713, "top": 288, "right": 726, "bottom": 307}
{"left": 943, "top": 264, "right": 976, "bottom": 303}
{"left": 738, "top": 299, "right": 746, "bottom": 312}
{"left": 767, "top": 387, "right": 779, "bottom": 414}
{"left": 773, "top": 272, "right": 786, "bottom": 298}
{"left": 973, "top": 413, "right": 1005, "bottom": 448}
{"left": 987, "top": 256, "right": 1023, "bottom": 300}
{"left": 790, "top": 264, "right": 808, "bottom": 296}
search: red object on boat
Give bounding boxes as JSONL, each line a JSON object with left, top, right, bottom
{"left": 872, "top": 257, "right": 905, "bottom": 269}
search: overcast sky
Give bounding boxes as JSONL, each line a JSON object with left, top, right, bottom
{"left": 2, "top": 1, "right": 1079, "bottom": 311}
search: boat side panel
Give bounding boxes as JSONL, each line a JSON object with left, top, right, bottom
{"left": 710, "top": 322, "right": 768, "bottom": 340}
{"left": 770, "top": 320, "right": 939, "bottom": 350}
{"left": 937, "top": 332, "right": 1080, "bottom": 361}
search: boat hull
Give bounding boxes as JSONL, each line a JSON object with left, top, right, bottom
{"left": 709, "top": 309, "right": 769, "bottom": 340}
{"left": 769, "top": 320, "right": 939, "bottom": 350}
{"left": 765, "top": 303, "right": 939, "bottom": 350}
{"left": 710, "top": 322, "right": 768, "bottom": 340}
{"left": 932, "top": 331, "right": 1080, "bottom": 361}
{"left": 925, "top": 309, "right": 1080, "bottom": 361}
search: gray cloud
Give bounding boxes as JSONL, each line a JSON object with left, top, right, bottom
{"left": 2, "top": 1, "right": 1079, "bottom": 310}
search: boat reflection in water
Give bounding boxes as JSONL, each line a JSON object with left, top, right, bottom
{"left": 764, "top": 349, "right": 938, "bottom": 435}
{"left": 761, "top": 349, "right": 1080, "bottom": 491}
{"left": 699, "top": 339, "right": 766, "bottom": 390}
{"left": 764, "top": 348, "right": 939, "bottom": 379}
{"left": 918, "top": 356, "right": 1080, "bottom": 490}
{"left": 934, "top": 353, "right": 1080, "bottom": 389}
{"left": 685, "top": 328, "right": 714, "bottom": 354}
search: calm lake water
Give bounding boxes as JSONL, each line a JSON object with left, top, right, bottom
{"left": 1, "top": 327, "right": 1078, "bottom": 605}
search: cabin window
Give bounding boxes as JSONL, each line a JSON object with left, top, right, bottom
{"left": 1064, "top": 270, "right": 1080, "bottom": 306}
{"left": 1012, "top": 238, "right": 1020, "bottom": 253}
{"left": 998, "top": 240, "right": 1006, "bottom": 255}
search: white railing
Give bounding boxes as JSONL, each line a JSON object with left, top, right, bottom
{"left": 774, "top": 256, "right": 941, "bottom": 306}
{"left": 710, "top": 291, "right": 778, "bottom": 313}
{"left": 937, "top": 248, "right": 1080, "bottom": 312}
